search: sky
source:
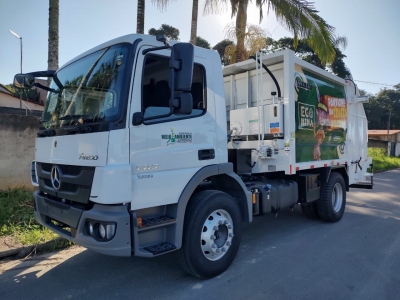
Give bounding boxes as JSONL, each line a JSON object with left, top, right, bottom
{"left": 0, "top": 0, "right": 399, "bottom": 95}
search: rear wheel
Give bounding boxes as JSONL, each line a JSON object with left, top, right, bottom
{"left": 176, "top": 190, "right": 242, "bottom": 279}
{"left": 316, "top": 172, "right": 346, "bottom": 222}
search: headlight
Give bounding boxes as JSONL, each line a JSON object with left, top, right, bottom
{"left": 85, "top": 220, "right": 117, "bottom": 241}
{"left": 99, "top": 224, "right": 106, "bottom": 239}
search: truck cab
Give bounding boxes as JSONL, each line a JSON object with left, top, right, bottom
{"left": 24, "top": 34, "right": 248, "bottom": 265}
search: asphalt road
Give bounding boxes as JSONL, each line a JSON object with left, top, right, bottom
{"left": 1, "top": 169, "right": 400, "bottom": 300}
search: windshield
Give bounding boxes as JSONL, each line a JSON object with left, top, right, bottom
{"left": 41, "top": 43, "right": 131, "bottom": 129}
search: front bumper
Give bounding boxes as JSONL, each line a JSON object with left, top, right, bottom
{"left": 33, "top": 190, "right": 132, "bottom": 256}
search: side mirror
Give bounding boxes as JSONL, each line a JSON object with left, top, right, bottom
{"left": 13, "top": 74, "right": 35, "bottom": 89}
{"left": 170, "top": 43, "right": 194, "bottom": 92}
{"left": 170, "top": 93, "right": 193, "bottom": 115}
{"left": 132, "top": 112, "right": 144, "bottom": 126}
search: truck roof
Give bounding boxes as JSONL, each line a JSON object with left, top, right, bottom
{"left": 222, "top": 49, "right": 287, "bottom": 77}
{"left": 60, "top": 34, "right": 216, "bottom": 71}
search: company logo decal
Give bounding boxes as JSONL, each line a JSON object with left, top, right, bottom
{"left": 79, "top": 153, "right": 99, "bottom": 160}
{"left": 50, "top": 165, "right": 61, "bottom": 190}
{"left": 137, "top": 174, "right": 153, "bottom": 179}
{"left": 295, "top": 72, "right": 312, "bottom": 92}
{"left": 298, "top": 102, "right": 315, "bottom": 129}
{"left": 161, "top": 128, "right": 192, "bottom": 146}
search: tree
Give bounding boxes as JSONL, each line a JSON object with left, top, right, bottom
{"left": 364, "top": 84, "right": 400, "bottom": 129}
{"left": 213, "top": 39, "right": 234, "bottom": 65}
{"left": 190, "top": 0, "right": 199, "bottom": 45}
{"left": 136, "top": 0, "right": 174, "bottom": 34}
{"left": 195, "top": 36, "right": 211, "bottom": 49}
{"left": 48, "top": 0, "right": 59, "bottom": 86}
{"left": 148, "top": 24, "right": 180, "bottom": 40}
{"left": 205, "top": 0, "right": 337, "bottom": 64}
{"left": 329, "top": 47, "right": 351, "bottom": 79}
{"left": 269, "top": 36, "right": 351, "bottom": 78}
{"left": 5, "top": 84, "right": 40, "bottom": 103}
{"left": 136, "top": 0, "right": 145, "bottom": 34}
{"left": 223, "top": 23, "right": 270, "bottom": 65}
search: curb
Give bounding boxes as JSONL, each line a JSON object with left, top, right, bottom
{"left": 0, "top": 238, "right": 70, "bottom": 260}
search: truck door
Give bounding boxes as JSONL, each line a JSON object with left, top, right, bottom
{"left": 347, "top": 99, "right": 368, "bottom": 183}
{"left": 129, "top": 45, "right": 216, "bottom": 210}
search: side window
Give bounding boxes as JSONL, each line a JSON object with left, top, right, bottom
{"left": 141, "top": 54, "right": 206, "bottom": 123}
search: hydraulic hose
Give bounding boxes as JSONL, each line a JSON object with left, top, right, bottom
{"left": 250, "top": 56, "right": 281, "bottom": 98}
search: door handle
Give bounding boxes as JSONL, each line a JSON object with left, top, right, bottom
{"left": 198, "top": 149, "right": 215, "bottom": 160}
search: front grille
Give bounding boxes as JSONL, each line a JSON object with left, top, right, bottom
{"left": 36, "top": 162, "right": 95, "bottom": 204}
{"left": 41, "top": 163, "right": 52, "bottom": 172}
{"left": 41, "top": 163, "right": 89, "bottom": 176}
{"left": 62, "top": 182, "right": 78, "bottom": 193}
{"left": 44, "top": 178, "right": 51, "bottom": 187}
{"left": 60, "top": 164, "right": 82, "bottom": 176}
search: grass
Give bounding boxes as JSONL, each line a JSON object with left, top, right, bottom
{"left": 0, "top": 189, "right": 71, "bottom": 250}
{"left": 368, "top": 147, "right": 400, "bottom": 173}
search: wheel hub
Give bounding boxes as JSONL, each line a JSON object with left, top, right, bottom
{"left": 332, "top": 182, "right": 343, "bottom": 212}
{"left": 200, "top": 209, "right": 234, "bottom": 261}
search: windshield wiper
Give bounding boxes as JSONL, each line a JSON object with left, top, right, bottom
{"left": 58, "top": 114, "right": 91, "bottom": 121}
{"left": 37, "top": 129, "right": 56, "bottom": 137}
{"left": 63, "top": 125, "right": 92, "bottom": 134}
{"left": 59, "top": 113, "right": 105, "bottom": 124}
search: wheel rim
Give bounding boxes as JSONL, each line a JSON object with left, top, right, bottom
{"left": 332, "top": 182, "right": 343, "bottom": 212}
{"left": 200, "top": 209, "right": 234, "bottom": 261}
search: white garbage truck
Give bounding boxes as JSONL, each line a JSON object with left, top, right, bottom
{"left": 15, "top": 34, "right": 373, "bottom": 278}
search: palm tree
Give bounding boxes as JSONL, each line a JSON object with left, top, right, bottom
{"left": 48, "top": 0, "right": 59, "bottom": 86}
{"left": 190, "top": 0, "right": 199, "bottom": 44}
{"left": 205, "top": 0, "right": 337, "bottom": 64}
{"left": 136, "top": 0, "right": 174, "bottom": 34}
{"left": 223, "top": 23, "right": 270, "bottom": 64}
{"left": 137, "top": 0, "right": 145, "bottom": 34}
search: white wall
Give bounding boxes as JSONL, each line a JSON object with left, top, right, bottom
{"left": 0, "top": 92, "right": 44, "bottom": 111}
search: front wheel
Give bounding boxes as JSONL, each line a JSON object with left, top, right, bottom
{"left": 316, "top": 172, "right": 346, "bottom": 222}
{"left": 176, "top": 190, "right": 242, "bottom": 279}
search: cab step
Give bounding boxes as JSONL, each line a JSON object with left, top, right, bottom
{"left": 138, "top": 215, "right": 176, "bottom": 231}
{"left": 144, "top": 242, "right": 176, "bottom": 255}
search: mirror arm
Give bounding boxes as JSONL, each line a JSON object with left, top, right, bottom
{"left": 52, "top": 75, "right": 63, "bottom": 90}
{"left": 27, "top": 70, "right": 56, "bottom": 78}
{"left": 17, "top": 70, "right": 63, "bottom": 90}
{"left": 32, "top": 82, "right": 58, "bottom": 93}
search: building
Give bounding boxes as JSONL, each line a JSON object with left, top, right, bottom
{"left": 0, "top": 83, "right": 44, "bottom": 116}
{"left": 368, "top": 130, "right": 400, "bottom": 156}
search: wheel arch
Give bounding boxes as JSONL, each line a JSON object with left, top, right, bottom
{"left": 174, "top": 163, "right": 251, "bottom": 248}
{"left": 328, "top": 166, "right": 349, "bottom": 191}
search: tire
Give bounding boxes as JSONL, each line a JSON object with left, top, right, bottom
{"left": 301, "top": 202, "right": 319, "bottom": 219}
{"left": 316, "top": 172, "right": 346, "bottom": 222}
{"left": 176, "top": 190, "right": 242, "bottom": 279}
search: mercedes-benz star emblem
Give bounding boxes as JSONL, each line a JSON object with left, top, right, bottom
{"left": 50, "top": 165, "right": 61, "bottom": 190}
